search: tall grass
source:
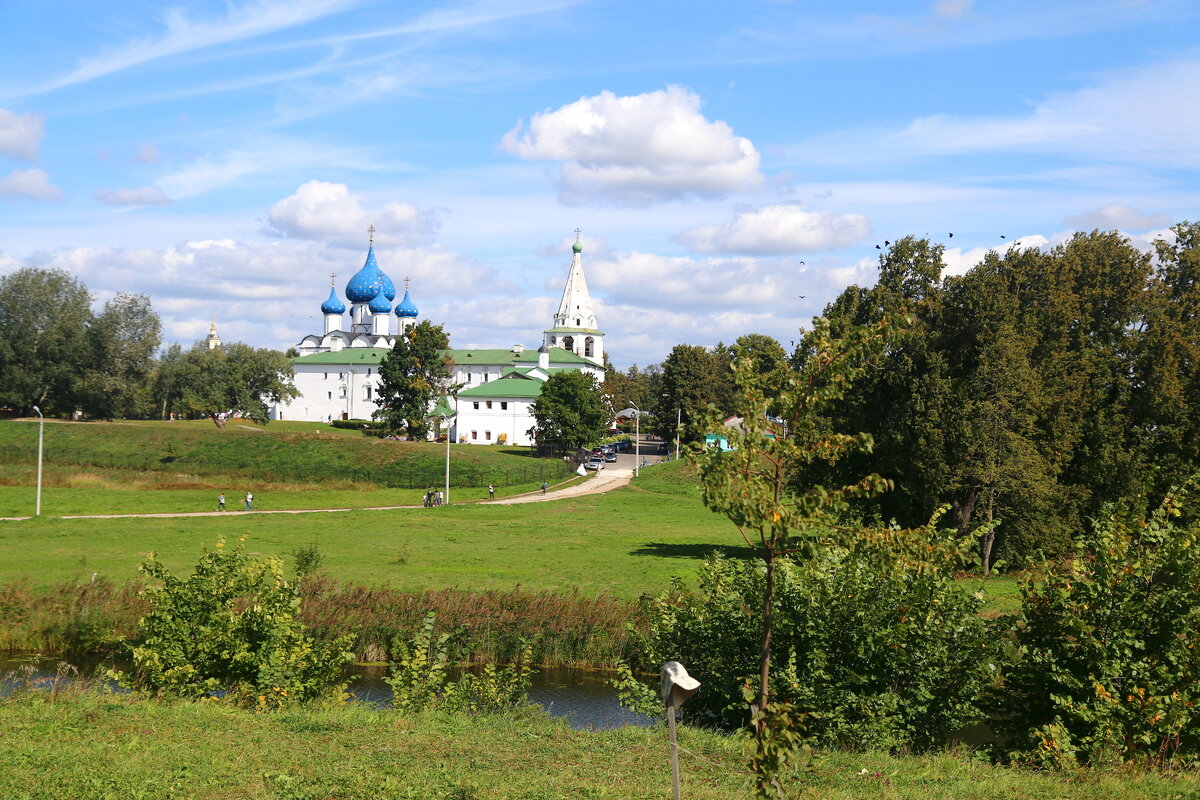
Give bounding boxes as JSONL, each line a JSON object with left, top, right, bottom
{"left": 0, "top": 576, "right": 645, "bottom": 668}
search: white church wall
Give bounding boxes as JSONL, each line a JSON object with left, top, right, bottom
{"left": 455, "top": 398, "right": 535, "bottom": 447}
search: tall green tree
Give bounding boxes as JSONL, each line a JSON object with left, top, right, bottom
{"left": 0, "top": 267, "right": 92, "bottom": 414}
{"left": 657, "top": 344, "right": 731, "bottom": 441}
{"left": 155, "top": 341, "right": 297, "bottom": 424}
{"left": 79, "top": 293, "right": 161, "bottom": 419}
{"left": 374, "top": 320, "right": 453, "bottom": 439}
{"left": 529, "top": 370, "right": 607, "bottom": 449}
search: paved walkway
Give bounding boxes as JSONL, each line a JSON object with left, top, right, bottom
{"left": 0, "top": 458, "right": 649, "bottom": 522}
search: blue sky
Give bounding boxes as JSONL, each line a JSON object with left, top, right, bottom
{"left": 1, "top": 0, "right": 1198, "bottom": 367}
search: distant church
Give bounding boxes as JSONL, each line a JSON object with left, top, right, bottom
{"left": 270, "top": 227, "right": 605, "bottom": 446}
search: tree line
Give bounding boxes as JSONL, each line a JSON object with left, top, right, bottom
{"left": 606, "top": 223, "right": 1200, "bottom": 564}
{"left": 0, "top": 267, "right": 297, "bottom": 423}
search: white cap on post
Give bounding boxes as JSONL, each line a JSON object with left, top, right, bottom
{"left": 661, "top": 661, "right": 700, "bottom": 709}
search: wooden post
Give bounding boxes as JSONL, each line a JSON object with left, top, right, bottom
{"left": 667, "top": 703, "right": 682, "bottom": 800}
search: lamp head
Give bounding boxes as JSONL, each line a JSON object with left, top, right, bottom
{"left": 661, "top": 661, "right": 700, "bottom": 709}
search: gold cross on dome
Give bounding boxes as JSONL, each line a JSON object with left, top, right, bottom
{"left": 405, "top": 276, "right": 411, "bottom": 290}
{"left": 574, "top": 227, "right": 581, "bottom": 241}
{"left": 330, "top": 272, "right": 336, "bottom": 286}
{"left": 368, "top": 224, "right": 375, "bottom": 243}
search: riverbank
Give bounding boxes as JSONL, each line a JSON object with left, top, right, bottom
{"left": 2, "top": 690, "right": 1196, "bottom": 799}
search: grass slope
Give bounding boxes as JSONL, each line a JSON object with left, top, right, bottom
{"left": 0, "top": 419, "right": 567, "bottom": 492}
{"left": 2, "top": 692, "right": 1196, "bottom": 799}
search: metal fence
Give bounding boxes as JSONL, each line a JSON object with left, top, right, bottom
{"left": 0, "top": 445, "right": 571, "bottom": 489}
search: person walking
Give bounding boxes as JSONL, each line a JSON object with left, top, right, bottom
{"left": 435, "top": 489, "right": 444, "bottom": 506}
{"left": 487, "top": 483, "right": 495, "bottom": 500}
{"left": 541, "top": 481, "right": 548, "bottom": 495}
{"left": 244, "top": 491, "right": 254, "bottom": 511}
{"left": 217, "top": 493, "right": 225, "bottom": 512}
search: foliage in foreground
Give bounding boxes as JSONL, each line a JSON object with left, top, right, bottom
{"left": 627, "top": 541, "right": 994, "bottom": 751}
{"left": 386, "top": 612, "right": 534, "bottom": 713}
{"left": 110, "top": 537, "right": 355, "bottom": 708}
{"left": 1000, "top": 480, "right": 1200, "bottom": 768}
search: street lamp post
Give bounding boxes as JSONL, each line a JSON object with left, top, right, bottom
{"left": 627, "top": 401, "right": 641, "bottom": 478}
{"left": 32, "top": 405, "right": 43, "bottom": 516}
{"left": 443, "top": 400, "right": 456, "bottom": 506}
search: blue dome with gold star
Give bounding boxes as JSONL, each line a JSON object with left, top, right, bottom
{"left": 395, "top": 288, "right": 419, "bottom": 318}
{"left": 320, "top": 286, "right": 346, "bottom": 315}
{"left": 367, "top": 286, "right": 391, "bottom": 313}
{"left": 345, "top": 243, "right": 396, "bottom": 303}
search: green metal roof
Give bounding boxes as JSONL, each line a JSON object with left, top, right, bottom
{"left": 458, "top": 375, "right": 546, "bottom": 398}
{"left": 432, "top": 396, "right": 455, "bottom": 417}
{"left": 293, "top": 349, "right": 386, "bottom": 364}
{"left": 293, "top": 345, "right": 596, "bottom": 367}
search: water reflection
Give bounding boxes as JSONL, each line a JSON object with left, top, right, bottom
{"left": 1, "top": 654, "right": 656, "bottom": 731}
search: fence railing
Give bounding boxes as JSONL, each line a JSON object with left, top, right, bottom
{"left": 0, "top": 445, "right": 571, "bottom": 489}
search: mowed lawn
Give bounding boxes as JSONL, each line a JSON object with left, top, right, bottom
{"left": 0, "top": 464, "right": 752, "bottom": 598}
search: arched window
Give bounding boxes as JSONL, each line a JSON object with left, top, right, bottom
{"left": 562, "top": 336, "right": 574, "bottom": 352}
{"left": 576, "top": 318, "right": 581, "bottom": 326}
{"left": 584, "top": 337, "right": 594, "bottom": 358}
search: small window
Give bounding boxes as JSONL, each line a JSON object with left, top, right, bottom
{"left": 485, "top": 430, "right": 492, "bottom": 440}
{"left": 367, "top": 368, "right": 372, "bottom": 376}
{"left": 473, "top": 402, "right": 479, "bottom": 410}
{"left": 483, "top": 373, "right": 489, "bottom": 383}
{"left": 467, "top": 372, "right": 472, "bottom": 383}
{"left": 327, "top": 391, "right": 332, "bottom": 400}
{"left": 486, "top": 401, "right": 493, "bottom": 410}
{"left": 365, "top": 386, "right": 372, "bottom": 400}
{"left": 500, "top": 402, "right": 508, "bottom": 410}
{"left": 576, "top": 318, "right": 580, "bottom": 326}
{"left": 324, "top": 372, "right": 328, "bottom": 379}
{"left": 471, "top": 430, "right": 478, "bottom": 440}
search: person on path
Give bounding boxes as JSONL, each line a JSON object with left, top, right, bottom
{"left": 541, "top": 481, "right": 548, "bottom": 495}
{"left": 244, "top": 492, "right": 254, "bottom": 511}
{"left": 435, "top": 489, "right": 444, "bottom": 506}
{"left": 217, "top": 493, "right": 225, "bottom": 512}
{"left": 487, "top": 484, "right": 495, "bottom": 500}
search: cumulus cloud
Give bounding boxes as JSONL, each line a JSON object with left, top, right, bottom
{"left": 0, "top": 108, "right": 44, "bottom": 160}
{"left": 675, "top": 203, "right": 871, "bottom": 255}
{"left": 502, "top": 86, "right": 763, "bottom": 205}
{"left": 265, "top": 180, "right": 438, "bottom": 247}
{"left": 0, "top": 168, "right": 63, "bottom": 201}
{"left": 1064, "top": 203, "right": 1171, "bottom": 231}
{"left": 134, "top": 142, "right": 161, "bottom": 164}
{"left": 94, "top": 186, "right": 172, "bottom": 205}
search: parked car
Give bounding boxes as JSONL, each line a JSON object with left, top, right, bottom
{"left": 603, "top": 451, "right": 617, "bottom": 462}
{"left": 585, "top": 458, "right": 605, "bottom": 471}
{"left": 656, "top": 443, "right": 669, "bottom": 455}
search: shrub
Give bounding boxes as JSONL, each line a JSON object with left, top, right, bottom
{"left": 111, "top": 537, "right": 355, "bottom": 708}
{"left": 998, "top": 479, "right": 1200, "bottom": 767}
{"left": 629, "top": 540, "right": 994, "bottom": 751}
{"left": 291, "top": 542, "right": 324, "bottom": 577}
{"left": 386, "top": 612, "right": 533, "bottom": 713}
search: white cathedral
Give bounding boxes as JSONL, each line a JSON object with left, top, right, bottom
{"left": 269, "top": 228, "right": 605, "bottom": 447}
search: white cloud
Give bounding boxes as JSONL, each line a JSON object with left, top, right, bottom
{"left": 676, "top": 203, "right": 870, "bottom": 255}
{"left": 17, "top": 0, "right": 356, "bottom": 97}
{"left": 933, "top": 0, "right": 973, "bottom": 18}
{"left": 0, "top": 108, "right": 45, "bottom": 160}
{"left": 502, "top": 86, "right": 763, "bottom": 205}
{"left": 134, "top": 143, "right": 161, "bottom": 164}
{"left": 787, "top": 57, "right": 1200, "bottom": 170}
{"left": 1064, "top": 203, "right": 1171, "bottom": 231}
{"left": 265, "top": 180, "right": 437, "bottom": 247}
{"left": 0, "top": 168, "right": 63, "bottom": 201}
{"left": 94, "top": 186, "right": 172, "bottom": 205}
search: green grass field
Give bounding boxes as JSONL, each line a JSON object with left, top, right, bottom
{"left": 2, "top": 691, "right": 1196, "bottom": 800}
{"left": 0, "top": 418, "right": 569, "bottom": 494}
{"left": 0, "top": 463, "right": 745, "bottom": 598}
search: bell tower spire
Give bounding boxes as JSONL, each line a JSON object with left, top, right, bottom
{"left": 543, "top": 230, "right": 603, "bottom": 365}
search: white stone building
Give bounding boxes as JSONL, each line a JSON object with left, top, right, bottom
{"left": 270, "top": 230, "right": 605, "bottom": 446}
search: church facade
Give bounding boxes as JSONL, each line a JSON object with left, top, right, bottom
{"left": 270, "top": 231, "right": 605, "bottom": 447}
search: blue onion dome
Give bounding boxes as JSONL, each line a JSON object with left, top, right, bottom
{"left": 345, "top": 243, "right": 397, "bottom": 303}
{"left": 395, "top": 288, "right": 419, "bottom": 318}
{"left": 367, "top": 286, "right": 391, "bottom": 314}
{"left": 320, "top": 286, "right": 346, "bottom": 315}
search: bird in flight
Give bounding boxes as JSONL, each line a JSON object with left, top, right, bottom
{"left": 948, "top": 232, "right": 954, "bottom": 238}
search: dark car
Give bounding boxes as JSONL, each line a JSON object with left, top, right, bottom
{"left": 656, "top": 443, "right": 669, "bottom": 455}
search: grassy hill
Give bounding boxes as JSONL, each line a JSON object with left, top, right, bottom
{"left": 0, "top": 419, "right": 568, "bottom": 491}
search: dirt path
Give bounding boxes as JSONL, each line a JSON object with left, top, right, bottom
{"left": 0, "top": 463, "right": 638, "bottom": 522}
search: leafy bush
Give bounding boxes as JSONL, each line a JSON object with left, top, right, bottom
{"left": 386, "top": 612, "right": 533, "bottom": 713}
{"left": 998, "top": 479, "right": 1200, "bottom": 767}
{"left": 111, "top": 538, "right": 355, "bottom": 708}
{"left": 329, "top": 418, "right": 371, "bottom": 430}
{"left": 629, "top": 540, "right": 995, "bottom": 751}
{"left": 291, "top": 542, "right": 324, "bottom": 577}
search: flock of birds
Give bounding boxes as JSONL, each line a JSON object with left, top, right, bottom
{"left": 872, "top": 232, "right": 1022, "bottom": 249}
